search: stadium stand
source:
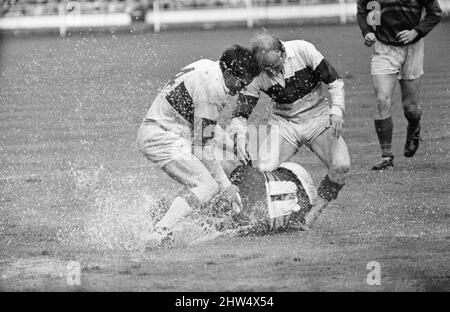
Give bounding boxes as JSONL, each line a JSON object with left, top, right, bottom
{"left": 0, "top": 0, "right": 448, "bottom": 32}
{"left": 1, "top": 0, "right": 357, "bottom": 17}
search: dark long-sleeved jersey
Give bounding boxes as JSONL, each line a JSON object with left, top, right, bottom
{"left": 357, "top": 0, "right": 442, "bottom": 46}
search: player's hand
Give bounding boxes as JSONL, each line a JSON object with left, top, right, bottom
{"left": 364, "top": 32, "right": 377, "bottom": 47}
{"left": 234, "top": 133, "right": 251, "bottom": 165}
{"left": 222, "top": 184, "right": 243, "bottom": 214}
{"left": 330, "top": 114, "right": 344, "bottom": 139}
{"left": 396, "top": 29, "right": 419, "bottom": 45}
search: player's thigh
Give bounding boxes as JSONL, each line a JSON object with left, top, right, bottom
{"left": 399, "top": 78, "right": 421, "bottom": 108}
{"left": 138, "top": 122, "right": 191, "bottom": 167}
{"left": 257, "top": 127, "right": 297, "bottom": 171}
{"left": 162, "top": 157, "right": 215, "bottom": 189}
{"left": 310, "top": 128, "right": 350, "bottom": 172}
{"left": 399, "top": 38, "right": 424, "bottom": 81}
{"left": 372, "top": 74, "right": 397, "bottom": 101}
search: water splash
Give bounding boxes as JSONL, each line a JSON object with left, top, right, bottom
{"left": 57, "top": 164, "right": 167, "bottom": 251}
{"left": 55, "top": 164, "right": 294, "bottom": 251}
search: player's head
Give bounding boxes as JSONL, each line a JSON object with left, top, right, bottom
{"left": 219, "top": 44, "right": 261, "bottom": 95}
{"left": 251, "top": 32, "right": 286, "bottom": 77}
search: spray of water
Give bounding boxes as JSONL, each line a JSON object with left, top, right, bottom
{"left": 56, "top": 164, "right": 287, "bottom": 251}
{"left": 56, "top": 165, "right": 165, "bottom": 251}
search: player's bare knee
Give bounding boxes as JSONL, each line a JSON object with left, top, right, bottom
{"left": 329, "top": 157, "right": 350, "bottom": 182}
{"left": 336, "top": 162, "right": 350, "bottom": 176}
{"left": 376, "top": 96, "right": 391, "bottom": 116}
{"left": 403, "top": 100, "right": 420, "bottom": 114}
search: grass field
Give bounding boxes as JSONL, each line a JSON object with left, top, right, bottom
{"left": 1, "top": 22, "right": 449, "bottom": 291}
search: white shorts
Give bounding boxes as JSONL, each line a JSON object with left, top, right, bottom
{"left": 137, "top": 121, "right": 238, "bottom": 168}
{"left": 137, "top": 121, "right": 193, "bottom": 167}
{"left": 269, "top": 112, "right": 331, "bottom": 148}
{"left": 371, "top": 39, "right": 424, "bottom": 80}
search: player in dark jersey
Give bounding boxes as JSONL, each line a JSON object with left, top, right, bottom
{"left": 357, "top": 0, "right": 442, "bottom": 170}
{"left": 229, "top": 32, "right": 350, "bottom": 228}
{"left": 228, "top": 162, "right": 318, "bottom": 235}
{"left": 153, "top": 161, "right": 319, "bottom": 245}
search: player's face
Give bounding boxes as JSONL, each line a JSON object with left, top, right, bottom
{"left": 259, "top": 50, "right": 286, "bottom": 77}
{"left": 225, "top": 71, "right": 253, "bottom": 95}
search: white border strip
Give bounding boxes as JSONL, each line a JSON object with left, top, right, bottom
{"left": 0, "top": 13, "right": 131, "bottom": 30}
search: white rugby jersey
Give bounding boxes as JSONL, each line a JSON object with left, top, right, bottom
{"left": 242, "top": 40, "right": 345, "bottom": 122}
{"left": 143, "top": 59, "right": 234, "bottom": 138}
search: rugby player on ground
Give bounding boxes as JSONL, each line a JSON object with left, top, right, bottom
{"left": 229, "top": 33, "right": 350, "bottom": 228}
{"left": 137, "top": 45, "right": 260, "bottom": 246}
{"left": 357, "top": 0, "right": 442, "bottom": 170}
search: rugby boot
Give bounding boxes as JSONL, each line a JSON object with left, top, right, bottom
{"left": 371, "top": 156, "right": 394, "bottom": 171}
{"left": 404, "top": 123, "right": 421, "bottom": 158}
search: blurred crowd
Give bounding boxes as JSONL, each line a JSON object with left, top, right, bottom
{"left": 0, "top": 0, "right": 347, "bottom": 17}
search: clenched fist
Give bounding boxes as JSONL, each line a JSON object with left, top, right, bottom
{"left": 364, "top": 32, "right": 377, "bottom": 47}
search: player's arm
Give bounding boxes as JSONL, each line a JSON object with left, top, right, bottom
{"left": 314, "top": 59, "right": 345, "bottom": 118}
{"left": 194, "top": 116, "right": 242, "bottom": 210}
{"left": 310, "top": 52, "right": 345, "bottom": 139}
{"left": 413, "top": 0, "right": 442, "bottom": 38}
{"left": 229, "top": 93, "right": 259, "bottom": 165}
{"left": 356, "top": 0, "right": 373, "bottom": 38}
{"left": 356, "top": 0, "right": 377, "bottom": 46}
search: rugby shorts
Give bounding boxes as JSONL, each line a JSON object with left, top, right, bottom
{"left": 137, "top": 121, "right": 193, "bottom": 167}
{"left": 268, "top": 112, "right": 331, "bottom": 149}
{"left": 371, "top": 39, "right": 424, "bottom": 80}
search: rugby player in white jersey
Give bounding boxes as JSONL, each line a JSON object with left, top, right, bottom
{"left": 137, "top": 45, "right": 261, "bottom": 247}
{"left": 229, "top": 33, "right": 351, "bottom": 228}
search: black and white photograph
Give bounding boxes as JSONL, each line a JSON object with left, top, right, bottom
{"left": 0, "top": 0, "right": 449, "bottom": 294}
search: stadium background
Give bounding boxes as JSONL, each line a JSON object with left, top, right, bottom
{"left": 1, "top": 0, "right": 448, "bottom": 34}
{"left": 0, "top": 0, "right": 449, "bottom": 291}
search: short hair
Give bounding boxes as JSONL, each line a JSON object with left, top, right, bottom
{"left": 251, "top": 32, "right": 285, "bottom": 60}
{"left": 219, "top": 44, "right": 261, "bottom": 79}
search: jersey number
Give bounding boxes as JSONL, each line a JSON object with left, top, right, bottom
{"left": 366, "top": 1, "right": 381, "bottom": 29}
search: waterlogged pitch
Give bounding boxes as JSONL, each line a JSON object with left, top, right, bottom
{"left": 1, "top": 23, "right": 449, "bottom": 291}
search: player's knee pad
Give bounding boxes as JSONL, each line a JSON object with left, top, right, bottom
{"left": 317, "top": 174, "right": 344, "bottom": 202}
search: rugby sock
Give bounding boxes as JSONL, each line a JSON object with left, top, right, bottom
{"left": 155, "top": 196, "right": 192, "bottom": 230}
{"left": 317, "top": 174, "right": 344, "bottom": 202}
{"left": 374, "top": 117, "right": 393, "bottom": 158}
{"left": 404, "top": 109, "right": 422, "bottom": 128}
